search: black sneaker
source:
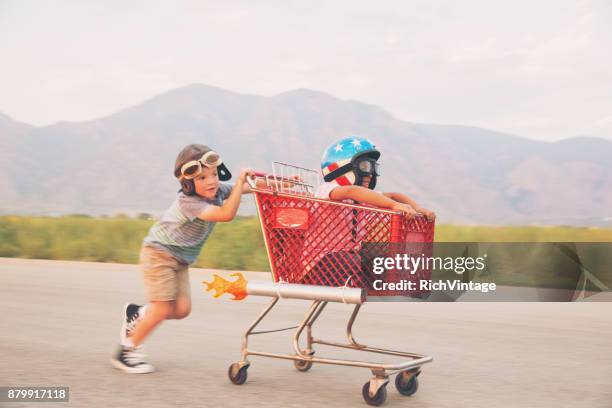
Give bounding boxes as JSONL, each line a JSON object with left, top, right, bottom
{"left": 120, "top": 303, "right": 142, "bottom": 343}
{"left": 111, "top": 345, "right": 155, "bottom": 374}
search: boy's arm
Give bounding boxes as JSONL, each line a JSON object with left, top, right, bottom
{"left": 198, "top": 170, "right": 251, "bottom": 222}
{"left": 383, "top": 192, "right": 436, "bottom": 220}
{"left": 241, "top": 180, "right": 254, "bottom": 194}
{"left": 241, "top": 176, "right": 303, "bottom": 194}
{"left": 329, "top": 186, "right": 418, "bottom": 218}
{"left": 382, "top": 192, "right": 420, "bottom": 209}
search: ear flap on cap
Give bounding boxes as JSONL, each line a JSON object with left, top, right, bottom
{"left": 181, "top": 179, "right": 196, "bottom": 196}
{"left": 218, "top": 163, "right": 232, "bottom": 181}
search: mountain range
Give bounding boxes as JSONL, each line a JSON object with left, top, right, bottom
{"left": 1, "top": 84, "right": 611, "bottom": 226}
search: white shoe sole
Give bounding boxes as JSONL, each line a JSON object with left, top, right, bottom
{"left": 110, "top": 358, "right": 155, "bottom": 374}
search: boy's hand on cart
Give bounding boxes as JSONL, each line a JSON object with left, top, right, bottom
{"left": 392, "top": 203, "right": 418, "bottom": 219}
{"left": 416, "top": 207, "right": 436, "bottom": 222}
{"left": 238, "top": 168, "right": 255, "bottom": 181}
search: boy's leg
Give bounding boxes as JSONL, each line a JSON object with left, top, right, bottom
{"left": 167, "top": 296, "right": 191, "bottom": 320}
{"left": 112, "top": 301, "right": 172, "bottom": 374}
{"left": 166, "top": 265, "right": 191, "bottom": 320}
{"left": 128, "top": 300, "right": 174, "bottom": 347}
{"left": 112, "top": 246, "right": 181, "bottom": 373}
{"left": 125, "top": 250, "right": 191, "bottom": 344}
{"left": 126, "top": 294, "right": 190, "bottom": 344}
{"left": 127, "top": 294, "right": 190, "bottom": 347}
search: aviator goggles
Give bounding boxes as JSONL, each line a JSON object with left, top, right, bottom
{"left": 354, "top": 157, "right": 380, "bottom": 177}
{"left": 179, "top": 151, "right": 223, "bottom": 180}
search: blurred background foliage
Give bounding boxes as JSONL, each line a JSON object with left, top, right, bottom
{"left": 1, "top": 215, "right": 611, "bottom": 272}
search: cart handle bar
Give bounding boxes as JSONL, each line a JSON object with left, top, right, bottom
{"left": 246, "top": 171, "right": 431, "bottom": 219}
{"left": 246, "top": 171, "right": 307, "bottom": 189}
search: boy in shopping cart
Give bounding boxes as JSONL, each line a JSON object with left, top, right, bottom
{"left": 111, "top": 144, "right": 257, "bottom": 374}
{"left": 317, "top": 136, "right": 435, "bottom": 219}
{"left": 301, "top": 136, "right": 435, "bottom": 287}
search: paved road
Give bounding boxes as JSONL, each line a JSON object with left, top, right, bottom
{"left": 1, "top": 258, "right": 611, "bottom": 408}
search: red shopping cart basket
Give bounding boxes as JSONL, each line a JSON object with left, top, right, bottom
{"left": 250, "top": 164, "right": 435, "bottom": 297}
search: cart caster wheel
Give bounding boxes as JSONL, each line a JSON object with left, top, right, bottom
{"left": 293, "top": 359, "right": 313, "bottom": 372}
{"left": 395, "top": 370, "right": 419, "bottom": 396}
{"left": 228, "top": 363, "right": 248, "bottom": 385}
{"left": 362, "top": 381, "right": 387, "bottom": 406}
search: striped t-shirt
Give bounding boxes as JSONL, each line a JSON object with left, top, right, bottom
{"left": 143, "top": 183, "right": 233, "bottom": 264}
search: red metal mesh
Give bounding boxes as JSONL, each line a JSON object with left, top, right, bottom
{"left": 254, "top": 191, "right": 435, "bottom": 296}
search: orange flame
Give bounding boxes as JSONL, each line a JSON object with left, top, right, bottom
{"left": 202, "top": 273, "right": 248, "bottom": 300}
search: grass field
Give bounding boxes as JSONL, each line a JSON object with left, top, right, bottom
{"left": 1, "top": 215, "right": 611, "bottom": 272}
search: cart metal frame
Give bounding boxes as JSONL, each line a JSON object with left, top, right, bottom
{"left": 229, "top": 298, "right": 431, "bottom": 396}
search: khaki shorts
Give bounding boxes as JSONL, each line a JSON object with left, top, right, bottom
{"left": 140, "top": 245, "right": 191, "bottom": 302}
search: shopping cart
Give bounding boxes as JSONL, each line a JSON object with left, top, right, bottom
{"left": 227, "top": 162, "right": 435, "bottom": 406}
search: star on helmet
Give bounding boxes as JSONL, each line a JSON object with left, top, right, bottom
{"left": 334, "top": 143, "right": 343, "bottom": 152}
{"left": 352, "top": 138, "right": 362, "bottom": 149}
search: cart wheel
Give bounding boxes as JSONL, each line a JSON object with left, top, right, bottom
{"left": 228, "top": 363, "right": 248, "bottom": 385}
{"left": 362, "top": 381, "right": 387, "bottom": 406}
{"left": 293, "top": 359, "right": 313, "bottom": 372}
{"left": 394, "top": 370, "right": 419, "bottom": 396}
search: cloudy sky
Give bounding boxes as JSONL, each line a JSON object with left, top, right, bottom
{"left": 1, "top": 0, "right": 611, "bottom": 141}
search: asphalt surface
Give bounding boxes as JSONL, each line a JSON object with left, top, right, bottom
{"left": 1, "top": 258, "right": 611, "bottom": 408}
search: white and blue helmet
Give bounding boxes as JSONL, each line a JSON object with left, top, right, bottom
{"left": 321, "top": 136, "right": 381, "bottom": 189}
